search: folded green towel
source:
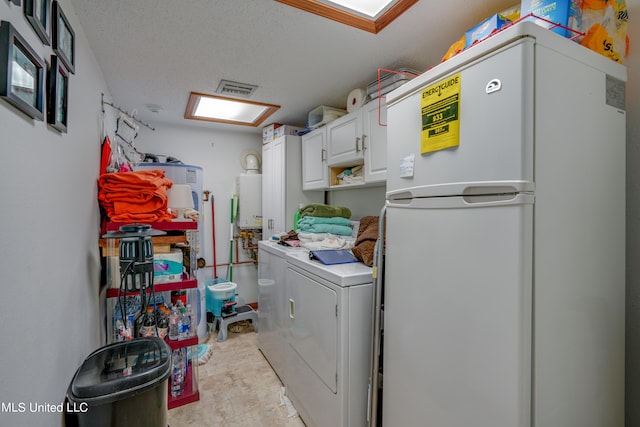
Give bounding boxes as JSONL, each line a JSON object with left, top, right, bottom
{"left": 297, "top": 216, "right": 352, "bottom": 227}
{"left": 300, "top": 204, "right": 351, "bottom": 219}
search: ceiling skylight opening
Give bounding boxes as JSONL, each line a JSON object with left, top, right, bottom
{"left": 320, "top": 0, "right": 398, "bottom": 19}
{"left": 185, "top": 92, "right": 279, "bottom": 127}
{"left": 276, "top": 0, "right": 418, "bottom": 33}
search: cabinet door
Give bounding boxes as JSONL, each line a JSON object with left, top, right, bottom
{"left": 262, "top": 139, "right": 285, "bottom": 239}
{"left": 302, "top": 128, "right": 328, "bottom": 190}
{"left": 261, "top": 142, "right": 274, "bottom": 239}
{"left": 326, "top": 111, "right": 363, "bottom": 166}
{"left": 363, "top": 100, "right": 388, "bottom": 183}
{"left": 271, "top": 138, "right": 285, "bottom": 234}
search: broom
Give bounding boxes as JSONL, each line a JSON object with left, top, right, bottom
{"left": 227, "top": 194, "right": 238, "bottom": 281}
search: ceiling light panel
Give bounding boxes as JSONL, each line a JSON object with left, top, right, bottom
{"left": 276, "top": 0, "right": 418, "bottom": 34}
{"left": 184, "top": 92, "right": 279, "bottom": 127}
{"left": 195, "top": 97, "right": 267, "bottom": 122}
{"left": 322, "top": 0, "right": 398, "bottom": 18}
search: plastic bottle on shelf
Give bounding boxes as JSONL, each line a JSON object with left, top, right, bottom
{"left": 178, "top": 307, "right": 189, "bottom": 340}
{"left": 171, "top": 348, "right": 186, "bottom": 397}
{"left": 156, "top": 307, "right": 169, "bottom": 339}
{"left": 186, "top": 304, "right": 196, "bottom": 338}
{"left": 168, "top": 306, "right": 180, "bottom": 340}
{"left": 139, "top": 306, "right": 156, "bottom": 337}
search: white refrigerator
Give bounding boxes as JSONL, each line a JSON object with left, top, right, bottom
{"left": 378, "top": 22, "right": 626, "bottom": 427}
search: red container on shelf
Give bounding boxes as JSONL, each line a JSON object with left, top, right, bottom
{"left": 171, "top": 290, "right": 187, "bottom": 307}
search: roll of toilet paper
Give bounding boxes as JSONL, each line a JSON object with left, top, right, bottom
{"left": 346, "top": 88, "right": 367, "bottom": 113}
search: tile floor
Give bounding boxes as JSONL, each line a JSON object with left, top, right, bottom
{"left": 168, "top": 323, "right": 305, "bottom": 427}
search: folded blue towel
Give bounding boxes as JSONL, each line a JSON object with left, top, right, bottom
{"left": 298, "top": 222, "right": 353, "bottom": 236}
{"left": 297, "top": 216, "right": 351, "bottom": 227}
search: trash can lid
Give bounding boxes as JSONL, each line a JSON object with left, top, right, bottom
{"left": 69, "top": 337, "right": 171, "bottom": 401}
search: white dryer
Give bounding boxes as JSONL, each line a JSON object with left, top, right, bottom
{"left": 284, "top": 251, "right": 373, "bottom": 427}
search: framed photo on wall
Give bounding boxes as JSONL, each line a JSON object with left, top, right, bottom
{"left": 24, "top": 0, "right": 51, "bottom": 45}
{"left": 47, "top": 55, "right": 68, "bottom": 132}
{"left": 52, "top": 1, "right": 74, "bottom": 73}
{"left": 0, "top": 21, "right": 45, "bottom": 120}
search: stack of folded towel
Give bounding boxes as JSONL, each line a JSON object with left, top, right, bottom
{"left": 98, "top": 170, "right": 174, "bottom": 222}
{"left": 297, "top": 216, "right": 353, "bottom": 236}
{"left": 297, "top": 204, "right": 354, "bottom": 249}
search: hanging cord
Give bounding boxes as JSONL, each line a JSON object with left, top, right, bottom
{"left": 117, "top": 260, "right": 135, "bottom": 339}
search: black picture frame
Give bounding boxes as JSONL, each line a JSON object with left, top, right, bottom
{"left": 47, "top": 55, "right": 68, "bottom": 132}
{"left": 52, "top": 1, "right": 74, "bottom": 74}
{"left": 24, "top": 0, "right": 51, "bottom": 45}
{"left": 0, "top": 21, "right": 45, "bottom": 120}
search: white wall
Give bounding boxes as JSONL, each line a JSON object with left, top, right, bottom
{"left": 133, "top": 124, "right": 263, "bottom": 303}
{"left": 0, "top": 1, "right": 113, "bottom": 426}
{"left": 328, "top": 186, "right": 386, "bottom": 221}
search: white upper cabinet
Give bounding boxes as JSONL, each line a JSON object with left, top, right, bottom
{"left": 326, "top": 111, "right": 364, "bottom": 167}
{"left": 301, "top": 100, "right": 388, "bottom": 190}
{"left": 362, "top": 100, "right": 388, "bottom": 184}
{"left": 301, "top": 128, "right": 329, "bottom": 190}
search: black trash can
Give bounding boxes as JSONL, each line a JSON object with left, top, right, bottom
{"left": 64, "top": 337, "right": 171, "bottom": 427}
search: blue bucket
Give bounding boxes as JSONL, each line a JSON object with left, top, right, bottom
{"left": 205, "top": 279, "right": 237, "bottom": 316}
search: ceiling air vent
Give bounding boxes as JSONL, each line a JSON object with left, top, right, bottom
{"left": 216, "top": 80, "right": 258, "bottom": 98}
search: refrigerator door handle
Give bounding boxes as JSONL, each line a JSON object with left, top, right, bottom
{"left": 387, "top": 192, "right": 534, "bottom": 209}
{"left": 387, "top": 181, "right": 535, "bottom": 201}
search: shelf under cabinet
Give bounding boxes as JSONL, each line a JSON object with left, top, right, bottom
{"left": 105, "top": 221, "right": 198, "bottom": 231}
{"left": 104, "top": 278, "right": 197, "bottom": 298}
{"left": 165, "top": 336, "right": 198, "bottom": 350}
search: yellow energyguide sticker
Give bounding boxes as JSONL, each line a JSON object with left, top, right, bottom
{"left": 420, "top": 73, "right": 461, "bottom": 154}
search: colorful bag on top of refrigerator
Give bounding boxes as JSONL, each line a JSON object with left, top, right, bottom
{"left": 521, "top": 0, "right": 629, "bottom": 63}
{"left": 577, "top": 0, "right": 629, "bottom": 63}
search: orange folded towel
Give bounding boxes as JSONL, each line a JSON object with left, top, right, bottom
{"left": 98, "top": 170, "right": 174, "bottom": 222}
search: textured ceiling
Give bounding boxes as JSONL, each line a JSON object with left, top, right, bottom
{"left": 69, "top": 0, "right": 517, "bottom": 133}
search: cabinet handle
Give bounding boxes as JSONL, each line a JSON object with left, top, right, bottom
{"left": 362, "top": 134, "right": 367, "bottom": 151}
{"left": 289, "top": 298, "right": 295, "bottom": 319}
{"left": 321, "top": 148, "right": 326, "bottom": 162}
{"left": 355, "top": 137, "right": 361, "bottom": 153}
